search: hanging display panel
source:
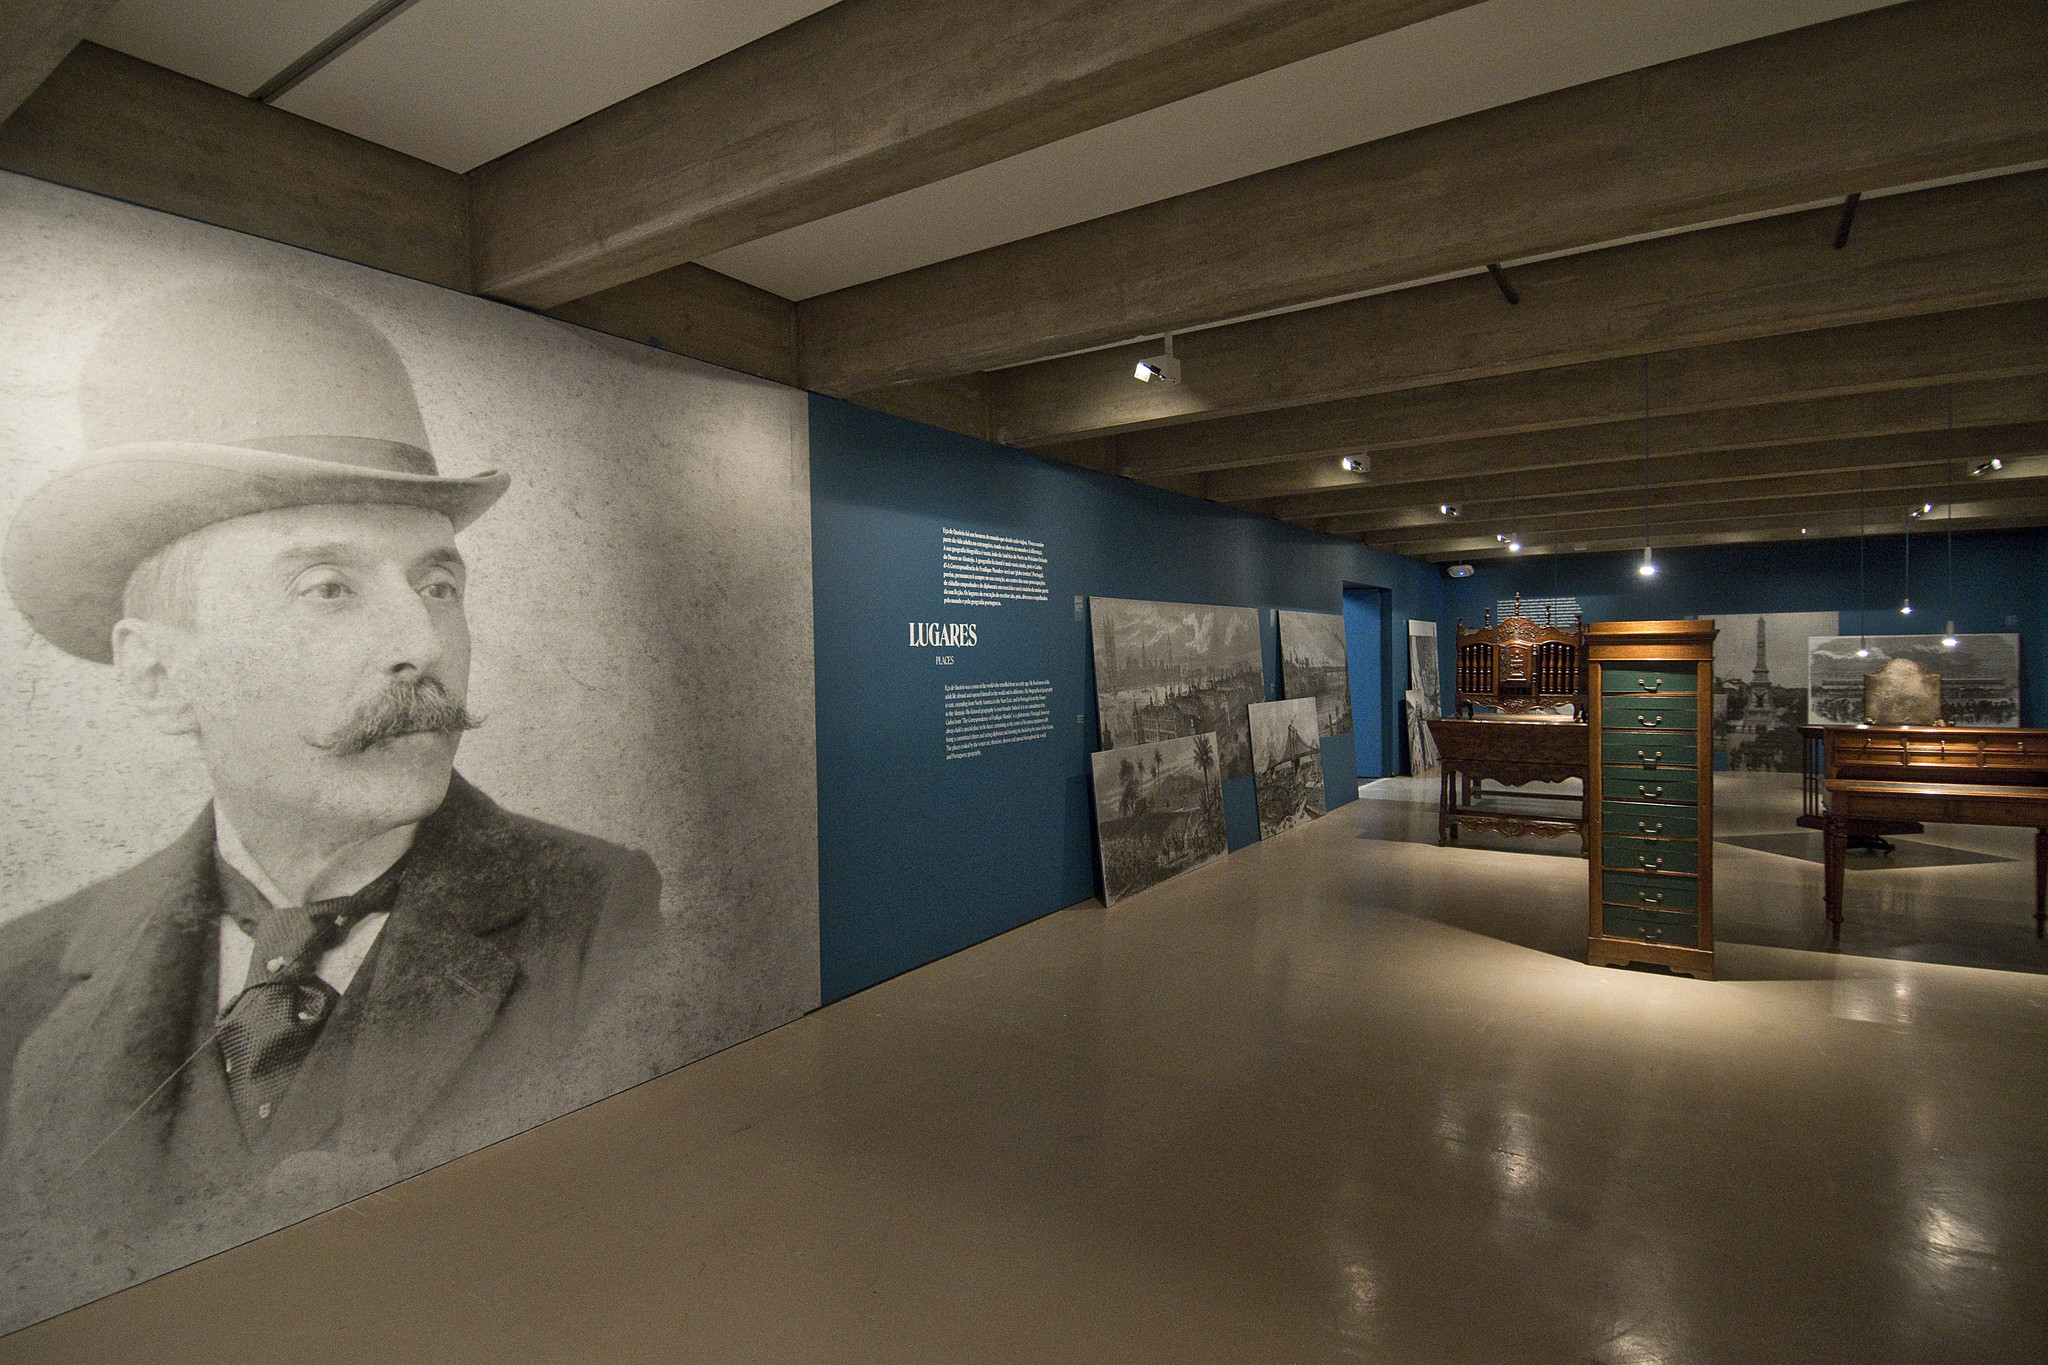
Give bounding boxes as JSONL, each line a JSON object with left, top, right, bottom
{"left": 1248, "top": 698, "right": 1327, "bottom": 839}
{"left": 1089, "top": 597, "right": 1263, "bottom": 781}
{"left": 1089, "top": 735, "right": 1228, "bottom": 905}
{"left": 1277, "top": 609, "right": 1351, "bottom": 736}
{"left": 1807, "top": 634, "right": 2020, "bottom": 726}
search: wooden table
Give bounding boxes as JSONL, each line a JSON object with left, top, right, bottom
{"left": 1820, "top": 725, "right": 2048, "bottom": 935}
{"left": 1426, "top": 715, "right": 1588, "bottom": 849}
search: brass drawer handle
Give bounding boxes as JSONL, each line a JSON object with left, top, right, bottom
{"left": 1639, "top": 678, "right": 1662, "bottom": 692}
{"left": 1638, "top": 856, "right": 1663, "bottom": 869}
{"left": 1638, "top": 891, "right": 1665, "bottom": 905}
{"left": 1637, "top": 749, "right": 1662, "bottom": 767}
{"left": 1637, "top": 784, "right": 1664, "bottom": 798}
{"left": 1637, "top": 822, "right": 1663, "bottom": 834}
{"left": 1638, "top": 715, "right": 1664, "bottom": 727}
{"left": 1643, "top": 926, "right": 1664, "bottom": 939}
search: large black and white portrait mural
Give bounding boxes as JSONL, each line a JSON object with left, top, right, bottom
{"left": 0, "top": 174, "right": 820, "bottom": 1330}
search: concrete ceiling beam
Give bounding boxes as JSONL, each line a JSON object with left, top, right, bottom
{"left": 801, "top": 0, "right": 2048, "bottom": 394}
{"left": 472, "top": 0, "right": 1481, "bottom": 307}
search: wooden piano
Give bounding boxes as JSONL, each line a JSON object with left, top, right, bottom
{"left": 1820, "top": 725, "right": 2048, "bottom": 934}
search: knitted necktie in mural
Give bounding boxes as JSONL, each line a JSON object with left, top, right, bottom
{"left": 216, "top": 864, "right": 404, "bottom": 1136}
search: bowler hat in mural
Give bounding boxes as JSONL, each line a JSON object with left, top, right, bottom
{"left": 3, "top": 281, "right": 509, "bottom": 662}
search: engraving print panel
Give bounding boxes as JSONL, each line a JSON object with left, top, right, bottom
{"left": 1089, "top": 734, "right": 1228, "bottom": 905}
{"left": 1807, "top": 634, "right": 2019, "bottom": 727}
{"left": 1089, "top": 597, "right": 1264, "bottom": 781}
{"left": 1709, "top": 611, "right": 1838, "bottom": 771}
{"left": 1248, "top": 697, "right": 1327, "bottom": 839}
{"left": 1277, "top": 608, "right": 1351, "bottom": 737}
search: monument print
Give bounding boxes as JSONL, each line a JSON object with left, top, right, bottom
{"left": 1278, "top": 609, "right": 1352, "bottom": 737}
{"left": 1711, "top": 611, "right": 1837, "bottom": 771}
{"left": 1090, "top": 597, "right": 1265, "bottom": 781}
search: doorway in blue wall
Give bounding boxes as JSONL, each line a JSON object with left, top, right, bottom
{"left": 1344, "top": 584, "right": 1391, "bottom": 781}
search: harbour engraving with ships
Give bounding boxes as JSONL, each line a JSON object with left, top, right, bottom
{"left": 1089, "top": 597, "right": 1264, "bottom": 781}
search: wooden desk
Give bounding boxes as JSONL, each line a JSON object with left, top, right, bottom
{"left": 1820, "top": 725, "right": 2048, "bottom": 935}
{"left": 1426, "top": 715, "right": 1588, "bottom": 848}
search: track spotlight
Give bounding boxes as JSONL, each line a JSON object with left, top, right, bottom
{"left": 1495, "top": 533, "right": 1521, "bottom": 552}
{"left": 1439, "top": 504, "right": 1460, "bottom": 517}
{"left": 1943, "top": 620, "right": 1959, "bottom": 648}
{"left": 1637, "top": 547, "right": 1656, "bottom": 578}
{"left": 1972, "top": 459, "right": 2003, "bottom": 476}
{"left": 1134, "top": 332, "right": 1180, "bottom": 384}
{"left": 1908, "top": 503, "right": 1933, "bottom": 518}
{"left": 1339, "top": 454, "right": 1370, "bottom": 473}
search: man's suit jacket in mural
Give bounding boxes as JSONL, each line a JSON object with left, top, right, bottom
{"left": 0, "top": 774, "right": 664, "bottom": 1241}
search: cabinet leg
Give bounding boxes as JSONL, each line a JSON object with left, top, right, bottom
{"left": 1824, "top": 815, "right": 1847, "bottom": 932}
{"left": 2035, "top": 828, "right": 2046, "bottom": 936}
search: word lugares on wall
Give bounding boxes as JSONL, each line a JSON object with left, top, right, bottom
{"left": 909, "top": 622, "right": 978, "bottom": 648}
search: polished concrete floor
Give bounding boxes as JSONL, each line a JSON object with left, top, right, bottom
{"left": 6, "top": 775, "right": 2046, "bottom": 1363}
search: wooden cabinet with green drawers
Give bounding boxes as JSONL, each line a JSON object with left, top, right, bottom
{"left": 1583, "top": 621, "right": 1717, "bottom": 980}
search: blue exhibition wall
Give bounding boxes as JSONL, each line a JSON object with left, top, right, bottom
{"left": 809, "top": 395, "right": 1443, "bottom": 1001}
{"left": 1439, "top": 530, "right": 2048, "bottom": 723}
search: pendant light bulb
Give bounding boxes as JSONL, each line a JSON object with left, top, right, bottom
{"left": 1637, "top": 546, "right": 1656, "bottom": 578}
{"left": 1856, "top": 646, "right": 1871, "bottom": 659}
{"left": 1900, "top": 598, "right": 1913, "bottom": 616}
{"left": 1943, "top": 620, "right": 1959, "bottom": 648}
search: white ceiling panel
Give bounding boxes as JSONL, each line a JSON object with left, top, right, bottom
{"left": 701, "top": 0, "right": 1905, "bottom": 300}
{"left": 272, "top": 0, "right": 842, "bottom": 172}
{"left": 92, "top": 0, "right": 372, "bottom": 95}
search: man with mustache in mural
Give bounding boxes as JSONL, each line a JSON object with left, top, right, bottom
{"left": 0, "top": 284, "right": 663, "bottom": 1304}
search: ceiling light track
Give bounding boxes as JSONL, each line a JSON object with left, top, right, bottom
{"left": 1485, "top": 263, "right": 1520, "bottom": 306}
{"left": 252, "top": 0, "right": 425, "bottom": 104}
{"left": 1831, "top": 192, "right": 1862, "bottom": 250}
